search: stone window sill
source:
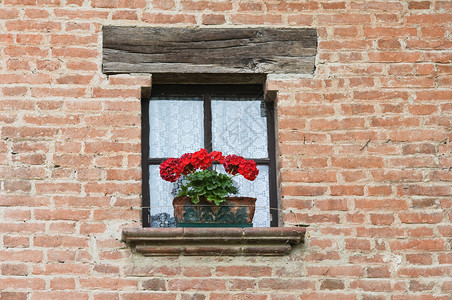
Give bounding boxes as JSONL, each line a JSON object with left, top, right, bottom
{"left": 122, "top": 227, "right": 306, "bottom": 256}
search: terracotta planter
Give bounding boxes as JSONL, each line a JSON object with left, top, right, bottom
{"left": 172, "top": 196, "right": 256, "bottom": 227}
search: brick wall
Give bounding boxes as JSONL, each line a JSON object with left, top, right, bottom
{"left": 1, "top": 0, "right": 451, "bottom": 299}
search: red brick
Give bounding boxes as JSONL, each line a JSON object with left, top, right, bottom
{"left": 84, "top": 115, "right": 140, "bottom": 128}
{"left": 288, "top": 14, "right": 314, "bottom": 26}
{"left": 322, "top": 2, "right": 346, "bottom": 9}
{"left": 407, "top": 13, "right": 452, "bottom": 24}
{"left": 389, "top": 239, "right": 445, "bottom": 251}
{"left": 202, "top": 14, "right": 225, "bottom": 25}
{"left": 399, "top": 212, "right": 444, "bottom": 224}
{"left": 315, "top": 199, "right": 347, "bottom": 211}
{"left": 50, "top": 278, "right": 76, "bottom": 290}
{"left": 122, "top": 293, "right": 176, "bottom": 300}
{"left": 258, "top": 278, "right": 315, "bottom": 290}
{"left": 3, "top": 209, "right": 31, "bottom": 222}
{"left": 367, "top": 185, "right": 393, "bottom": 196}
{"left": 280, "top": 144, "right": 333, "bottom": 155}
{"left": 370, "top": 214, "right": 395, "bottom": 225}
{"left": 111, "top": 10, "right": 138, "bottom": 20}
{"left": 142, "top": 278, "right": 165, "bottom": 291}
{"left": 183, "top": 266, "right": 211, "bottom": 277}
{"left": 142, "top": 13, "right": 196, "bottom": 24}
{"left": 330, "top": 185, "right": 364, "bottom": 196}
{"left": 79, "top": 278, "right": 137, "bottom": 290}
{"left": 30, "top": 291, "right": 89, "bottom": 300}
{"left": 284, "top": 213, "right": 340, "bottom": 224}
{"left": 355, "top": 199, "right": 408, "bottom": 210}
{"left": 406, "top": 253, "right": 433, "bottom": 265}
{"left": 24, "top": 8, "right": 50, "bottom": 18}
{"left": 0, "top": 292, "right": 28, "bottom": 300}
{"left": 345, "top": 238, "right": 371, "bottom": 251}
{"left": 33, "top": 263, "right": 90, "bottom": 275}
{"left": 51, "top": 47, "right": 98, "bottom": 58}
{"left": 3, "top": 180, "right": 32, "bottom": 192}
{"left": 311, "top": 118, "right": 365, "bottom": 131}
{"left": 308, "top": 238, "right": 336, "bottom": 250}
{"left": 230, "top": 14, "right": 283, "bottom": 25}
{"left": 1, "top": 263, "right": 28, "bottom": 276}
{"left": 35, "top": 182, "right": 81, "bottom": 194}
{"left": 54, "top": 9, "right": 108, "bottom": 19}
{"left": 33, "top": 235, "right": 88, "bottom": 248}
{"left": 377, "top": 38, "right": 401, "bottom": 49}
{"left": 34, "top": 209, "right": 90, "bottom": 221}
{"left": 409, "top": 280, "right": 436, "bottom": 292}
{"left": 281, "top": 185, "right": 327, "bottom": 196}
{"left": 5, "top": 20, "right": 61, "bottom": 31}
{"left": 66, "top": 60, "right": 97, "bottom": 71}
{"left": 238, "top": 2, "right": 262, "bottom": 11}
{"left": 369, "top": 51, "right": 421, "bottom": 62}
{"left": 398, "top": 266, "right": 451, "bottom": 277}
{"left": 280, "top": 199, "right": 312, "bottom": 210}
{"left": 350, "top": 279, "right": 393, "bottom": 292}
{"left": 47, "top": 222, "right": 76, "bottom": 234}
{"left": 398, "top": 185, "right": 451, "bottom": 196}
{"left": 92, "top": 209, "right": 139, "bottom": 220}
{"left": 302, "top": 293, "right": 357, "bottom": 300}
{"left": 0, "top": 278, "right": 45, "bottom": 290}
{"left": 318, "top": 14, "right": 371, "bottom": 25}
{"left": 409, "top": 1, "right": 431, "bottom": 9}
{"left": 2, "top": 86, "right": 28, "bottom": 96}
{"left": 363, "top": 27, "right": 418, "bottom": 37}
{"left": 281, "top": 170, "right": 336, "bottom": 183}
{"left": 306, "top": 265, "right": 365, "bottom": 277}
{"left": 168, "top": 279, "right": 226, "bottom": 291}
{"left": 215, "top": 266, "right": 271, "bottom": 277}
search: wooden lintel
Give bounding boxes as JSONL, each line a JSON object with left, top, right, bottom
{"left": 102, "top": 27, "right": 317, "bottom": 75}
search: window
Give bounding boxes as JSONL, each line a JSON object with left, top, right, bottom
{"left": 141, "top": 84, "right": 277, "bottom": 227}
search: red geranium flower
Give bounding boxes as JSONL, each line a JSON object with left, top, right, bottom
{"left": 222, "top": 154, "right": 245, "bottom": 175}
{"left": 159, "top": 149, "right": 259, "bottom": 187}
{"left": 238, "top": 160, "right": 259, "bottom": 181}
{"left": 190, "top": 148, "right": 212, "bottom": 170}
{"left": 159, "top": 158, "right": 182, "bottom": 182}
{"left": 179, "top": 153, "right": 195, "bottom": 175}
{"left": 210, "top": 151, "right": 224, "bottom": 163}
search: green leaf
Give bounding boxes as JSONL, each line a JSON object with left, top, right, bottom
{"left": 175, "top": 169, "right": 238, "bottom": 206}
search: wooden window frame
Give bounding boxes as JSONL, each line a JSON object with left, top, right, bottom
{"left": 141, "top": 84, "right": 278, "bottom": 227}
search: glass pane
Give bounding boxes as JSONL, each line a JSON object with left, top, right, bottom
{"left": 231, "top": 165, "right": 270, "bottom": 227}
{"left": 212, "top": 98, "right": 268, "bottom": 158}
{"left": 149, "top": 165, "right": 177, "bottom": 228}
{"left": 149, "top": 97, "right": 204, "bottom": 158}
{"left": 214, "top": 164, "right": 270, "bottom": 227}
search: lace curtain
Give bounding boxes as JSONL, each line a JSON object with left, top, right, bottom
{"left": 211, "top": 98, "right": 268, "bottom": 159}
{"left": 149, "top": 97, "right": 204, "bottom": 157}
{"left": 148, "top": 96, "right": 271, "bottom": 227}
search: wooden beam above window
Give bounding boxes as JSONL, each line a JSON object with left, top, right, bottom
{"left": 102, "top": 26, "right": 317, "bottom": 75}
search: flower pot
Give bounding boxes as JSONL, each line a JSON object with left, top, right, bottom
{"left": 172, "top": 196, "right": 256, "bottom": 227}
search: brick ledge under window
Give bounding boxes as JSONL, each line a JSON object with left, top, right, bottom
{"left": 122, "top": 227, "right": 306, "bottom": 256}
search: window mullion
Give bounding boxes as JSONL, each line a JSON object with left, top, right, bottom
{"left": 204, "top": 92, "right": 213, "bottom": 152}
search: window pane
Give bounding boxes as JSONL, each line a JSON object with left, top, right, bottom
{"left": 232, "top": 165, "right": 270, "bottom": 227}
{"left": 149, "top": 165, "right": 176, "bottom": 227}
{"left": 214, "top": 164, "right": 270, "bottom": 227}
{"left": 211, "top": 98, "right": 268, "bottom": 158}
{"left": 149, "top": 97, "right": 204, "bottom": 158}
